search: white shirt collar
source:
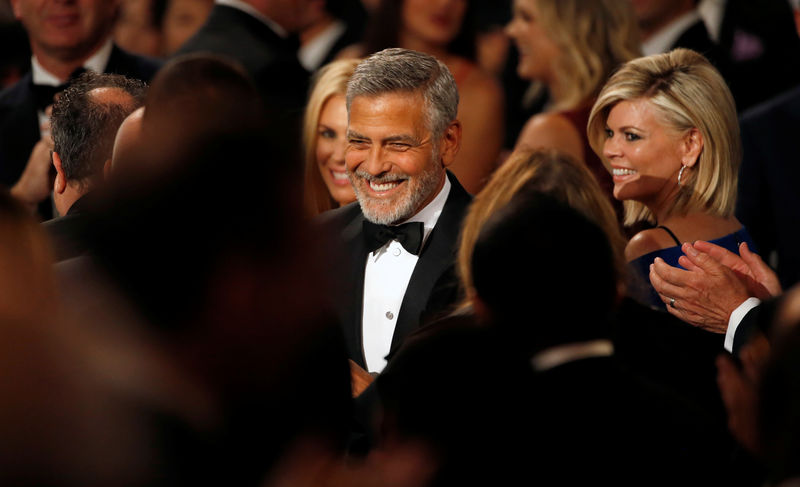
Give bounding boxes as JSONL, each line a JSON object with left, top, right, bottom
{"left": 642, "top": 9, "right": 702, "bottom": 56}
{"left": 31, "top": 38, "right": 113, "bottom": 86}
{"left": 215, "top": 0, "right": 288, "bottom": 38}
{"left": 403, "top": 173, "right": 451, "bottom": 246}
{"left": 531, "top": 339, "right": 614, "bottom": 372}
{"left": 298, "top": 20, "right": 346, "bottom": 71}
{"left": 697, "top": 0, "right": 727, "bottom": 43}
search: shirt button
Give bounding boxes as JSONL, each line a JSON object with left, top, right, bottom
{"left": 392, "top": 247, "right": 401, "bottom": 256}
{"left": 386, "top": 311, "right": 394, "bottom": 320}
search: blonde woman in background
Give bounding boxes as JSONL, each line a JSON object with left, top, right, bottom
{"left": 587, "top": 48, "right": 755, "bottom": 311}
{"left": 303, "top": 59, "right": 360, "bottom": 216}
{"left": 505, "top": 0, "right": 641, "bottom": 219}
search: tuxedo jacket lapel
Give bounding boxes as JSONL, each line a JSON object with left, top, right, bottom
{"left": 104, "top": 45, "right": 161, "bottom": 82}
{"left": 0, "top": 74, "right": 40, "bottom": 186}
{"left": 338, "top": 208, "right": 370, "bottom": 368}
{"left": 389, "top": 173, "right": 472, "bottom": 356}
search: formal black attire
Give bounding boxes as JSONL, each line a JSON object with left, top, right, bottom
{"left": 672, "top": 19, "right": 730, "bottom": 72}
{"left": 0, "top": 44, "right": 160, "bottom": 191}
{"left": 715, "top": 0, "right": 800, "bottom": 112}
{"left": 736, "top": 85, "right": 800, "bottom": 289}
{"left": 376, "top": 315, "right": 729, "bottom": 487}
{"left": 731, "top": 298, "right": 781, "bottom": 355}
{"left": 175, "top": 4, "right": 310, "bottom": 121}
{"left": 0, "top": 44, "right": 159, "bottom": 220}
{"left": 528, "top": 351, "right": 732, "bottom": 486}
{"left": 43, "top": 192, "right": 98, "bottom": 262}
{"left": 318, "top": 171, "right": 472, "bottom": 369}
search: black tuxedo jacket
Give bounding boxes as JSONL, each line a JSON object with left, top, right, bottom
{"left": 736, "top": 85, "right": 800, "bottom": 289}
{"left": 529, "top": 353, "right": 730, "bottom": 486}
{"left": 175, "top": 4, "right": 310, "bottom": 120}
{"left": 319, "top": 172, "right": 472, "bottom": 369}
{"left": 42, "top": 191, "right": 99, "bottom": 262}
{"left": 672, "top": 19, "right": 729, "bottom": 71}
{"left": 0, "top": 44, "right": 160, "bottom": 191}
{"left": 732, "top": 297, "right": 781, "bottom": 355}
{"left": 716, "top": 0, "right": 800, "bottom": 112}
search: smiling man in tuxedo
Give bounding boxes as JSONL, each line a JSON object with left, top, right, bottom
{"left": 320, "top": 48, "right": 470, "bottom": 374}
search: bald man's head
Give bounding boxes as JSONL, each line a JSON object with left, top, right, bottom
{"left": 110, "top": 106, "right": 145, "bottom": 175}
{"left": 51, "top": 72, "right": 147, "bottom": 186}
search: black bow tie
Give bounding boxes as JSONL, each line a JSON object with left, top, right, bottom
{"left": 31, "top": 66, "right": 87, "bottom": 111}
{"left": 363, "top": 220, "right": 424, "bottom": 255}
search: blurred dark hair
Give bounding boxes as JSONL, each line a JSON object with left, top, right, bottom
{"left": 84, "top": 127, "right": 350, "bottom": 484}
{"left": 51, "top": 71, "right": 146, "bottom": 184}
{"left": 471, "top": 191, "right": 617, "bottom": 352}
{"left": 143, "top": 53, "right": 264, "bottom": 140}
{"left": 361, "top": 0, "right": 478, "bottom": 61}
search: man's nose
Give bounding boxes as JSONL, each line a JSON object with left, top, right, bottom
{"left": 361, "top": 146, "right": 392, "bottom": 175}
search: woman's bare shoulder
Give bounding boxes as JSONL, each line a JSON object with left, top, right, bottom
{"left": 515, "top": 112, "right": 584, "bottom": 162}
{"left": 625, "top": 228, "right": 677, "bottom": 261}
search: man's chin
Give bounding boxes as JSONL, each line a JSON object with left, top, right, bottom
{"left": 358, "top": 194, "right": 413, "bottom": 225}
{"left": 360, "top": 203, "right": 408, "bottom": 225}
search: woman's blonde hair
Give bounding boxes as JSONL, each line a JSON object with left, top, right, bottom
{"left": 303, "top": 58, "right": 361, "bottom": 216}
{"left": 534, "top": 0, "right": 641, "bottom": 111}
{"left": 456, "top": 148, "right": 627, "bottom": 309}
{"left": 587, "top": 48, "right": 741, "bottom": 226}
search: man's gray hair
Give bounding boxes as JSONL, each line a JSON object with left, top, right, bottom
{"left": 346, "top": 48, "right": 459, "bottom": 139}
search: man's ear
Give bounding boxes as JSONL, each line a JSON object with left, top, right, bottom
{"left": 681, "top": 128, "right": 703, "bottom": 168}
{"left": 52, "top": 151, "right": 66, "bottom": 194}
{"left": 439, "top": 120, "right": 462, "bottom": 168}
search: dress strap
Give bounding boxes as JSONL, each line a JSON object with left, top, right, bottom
{"left": 657, "top": 225, "right": 681, "bottom": 246}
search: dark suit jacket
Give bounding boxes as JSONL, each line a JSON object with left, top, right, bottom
{"left": 175, "top": 4, "right": 310, "bottom": 120}
{"left": 0, "top": 44, "right": 160, "bottom": 190}
{"left": 612, "top": 296, "right": 729, "bottom": 422}
{"left": 732, "top": 298, "right": 781, "bottom": 355}
{"left": 736, "top": 85, "right": 800, "bottom": 289}
{"left": 529, "top": 352, "right": 732, "bottom": 486}
{"left": 377, "top": 317, "right": 729, "bottom": 486}
{"left": 43, "top": 191, "right": 99, "bottom": 262}
{"left": 716, "top": 0, "right": 800, "bottom": 112}
{"left": 318, "top": 172, "right": 472, "bottom": 369}
{"left": 672, "top": 19, "right": 729, "bottom": 71}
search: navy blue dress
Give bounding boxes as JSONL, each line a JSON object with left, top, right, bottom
{"left": 629, "top": 227, "right": 756, "bottom": 310}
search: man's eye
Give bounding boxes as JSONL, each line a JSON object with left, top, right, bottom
{"left": 349, "top": 139, "right": 368, "bottom": 148}
{"left": 389, "top": 143, "right": 411, "bottom": 151}
{"left": 625, "top": 132, "right": 641, "bottom": 141}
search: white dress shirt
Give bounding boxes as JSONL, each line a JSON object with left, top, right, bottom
{"left": 724, "top": 297, "right": 761, "bottom": 352}
{"left": 642, "top": 9, "right": 703, "bottom": 56}
{"left": 31, "top": 39, "right": 113, "bottom": 136}
{"left": 362, "top": 176, "right": 451, "bottom": 373}
{"left": 697, "top": 0, "right": 727, "bottom": 43}
{"left": 298, "top": 20, "right": 346, "bottom": 71}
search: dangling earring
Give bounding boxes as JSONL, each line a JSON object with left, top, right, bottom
{"left": 678, "top": 165, "right": 687, "bottom": 187}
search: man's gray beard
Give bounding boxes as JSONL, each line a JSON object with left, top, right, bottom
{"left": 351, "top": 160, "right": 444, "bottom": 225}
